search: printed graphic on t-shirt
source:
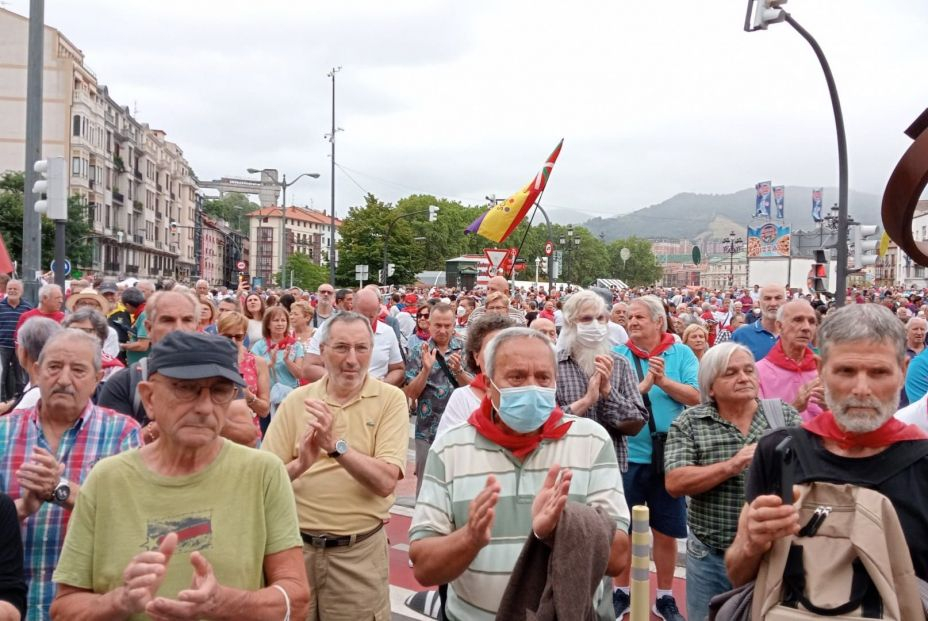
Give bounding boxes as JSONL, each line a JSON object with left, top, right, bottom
{"left": 144, "top": 511, "right": 213, "bottom": 553}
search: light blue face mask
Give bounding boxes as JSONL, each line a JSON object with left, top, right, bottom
{"left": 489, "top": 379, "right": 557, "bottom": 433}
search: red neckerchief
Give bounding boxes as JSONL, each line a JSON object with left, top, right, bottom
{"left": 467, "top": 396, "right": 572, "bottom": 459}
{"left": 469, "top": 373, "right": 487, "bottom": 391}
{"left": 802, "top": 410, "right": 928, "bottom": 449}
{"left": 415, "top": 327, "right": 430, "bottom": 341}
{"left": 764, "top": 340, "right": 817, "bottom": 372}
{"left": 134, "top": 302, "right": 145, "bottom": 322}
{"left": 101, "top": 352, "right": 124, "bottom": 369}
{"left": 626, "top": 332, "right": 675, "bottom": 359}
{"left": 266, "top": 334, "right": 296, "bottom": 351}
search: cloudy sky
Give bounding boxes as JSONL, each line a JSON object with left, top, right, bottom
{"left": 8, "top": 0, "right": 928, "bottom": 221}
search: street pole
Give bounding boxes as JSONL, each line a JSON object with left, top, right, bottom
{"left": 280, "top": 174, "right": 287, "bottom": 288}
{"left": 22, "top": 0, "right": 45, "bottom": 304}
{"left": 53, "top": 220, "right": 66, "bottom": 289}
{"left": 327, "top": 67, "right": 341, "bottom": 285}
{"left": 783, "top": 12, "right": 849, "bottom": 306}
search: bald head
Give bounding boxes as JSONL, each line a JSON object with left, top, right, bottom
{"left": 529, "top": 317, "right": 557, "bottom": 343}
{"left": 354, "top": 289, "right": 380, "bottom": 322}
{"left": 488, "top": 276, "right": 510, "bottom": 296}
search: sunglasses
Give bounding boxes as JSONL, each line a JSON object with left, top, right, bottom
{"left": 223, "top": 333, "right": 246, "bottom": 342}
{"left": 418, "top": 314, "right": 429, "bottom": 319}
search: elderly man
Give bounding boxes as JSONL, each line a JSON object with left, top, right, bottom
{"left": 262, "top": 312, "right": 408, "bottom": 620}
{"left": 404, "top": 302, "right": 466, "bottom": 493}
{"left": 409, "top": 327, "right": 631, "bottom": 620}
{"left": 0, "top": 318, "right": 63, "bottom": 415}
{"left": 611, "top": 302, "right": 628, "bottom": 328}
{"left": 731, "top": 283, "right": 785, "bottom": 362}
{"left": 726, "top": 304, "right": 928, "bottom": 606}
{"left": 612, "top": 294, "right": 699, "bottom": 621}
{"left": 756, "top": 300, "right": 823, "bottom": 421}
{"left": 555, "top": 290, "right": 647, "bottom": 472}
{"left": 52, "top": 332, "right": 308, "bottom": 620}
{"left": 0, "top": 329, "right": 140, "bottom": 620}
{"left": 905, "top": 316, "right": 927, "bottom": 359}
{"left": 302, "top": 289, "right": 404, "bottom": 385}
{"left": 14, "top": 284, "right": 63, "bottom": 336}
{"left": 467, "top": 276, "right": 527, "bottom": 326}
{"left": 665, "top": 343, "right": 800, "bottom": 620}
{"left": 0, "top": 280, "right": 32, "bottom": 402}
{"left": 529, "top": 316, "right": 557, "bottom": 343}
{"left": 195, "top": 278, "right": 210, "bottom": 298}
{"left": 312, "top": 283, "right": 337, "bottom": 328}
{"left": 98, "top": 290, "right": 199, "bottom": 426}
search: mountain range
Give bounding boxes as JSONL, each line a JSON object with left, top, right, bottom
{"left": 563, "top": 186, "right": 882, "bottom": 242}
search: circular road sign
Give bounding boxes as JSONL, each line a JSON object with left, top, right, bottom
{"left": 544, "top": 240, "right": 554, "bottom": 256}
{"left": 236, "top": 260, "right": 247, "bottom": 271}
{"left": 50, "top": 259, "right": 71, "bottom": 276}
{"left": 620, "top": 247, "right": 631, "bottom": 261}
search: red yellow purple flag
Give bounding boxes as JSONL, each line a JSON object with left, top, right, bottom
{"left": 466, "top": 139, "right": 563, "bottom": 243}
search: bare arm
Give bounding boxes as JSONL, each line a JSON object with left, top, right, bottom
{"left": 606, "top": 530, "right": 630, "bottom": 576}
{"left": 336, "top": 449, "right": 401, "bottom": 498}
{"left": 220, "top": 401, "right": 260, "bottom": 448}
{"left": 664, "top": 444, "right": 754, "bottom": 498}
{"left": 301, "top": 354, "right": 326, "bottom": 382}
{"left": 0, "top": 601, "right": 20, "bottom": 621}
{"left": 245, "top": 357, "right": 271, "bottom": 418}
{"left": 382, "top": 362, "right": 405, "bottom": 388}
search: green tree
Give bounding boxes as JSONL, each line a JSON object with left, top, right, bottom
{"left": 202, "top": 192, "right": 254, "bottom": 234}
{"left": 608, "top": 237, "right": 663, "bottom": 286}
{"left": 0, "top": 171, "right": 93, "bottom": 272}
{"left": 281, "top": 252, "right": 328, "bottom": 290}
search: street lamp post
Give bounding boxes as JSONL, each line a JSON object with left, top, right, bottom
{"left": 247, "top": 168, "right": 320, "bottom": 288}
{"left": 722, "top": 230, "right": 744, "bottom": 288}
{"left": 746, "top": 1, "right": 849, "bottom": 305}
{"left": 560, "top": 225, "right": 581, "bottom": 285}
{"left": 326, "top": 66, "right": 342, "bottom": 285}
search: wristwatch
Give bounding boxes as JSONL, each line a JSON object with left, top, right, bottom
{"left": 328, "top": 439, "right": 348, "bottom": 459}
{"left": 47, "top": 478, "right": 71, "bottom": 505}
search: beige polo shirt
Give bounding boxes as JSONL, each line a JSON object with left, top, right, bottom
{"left": 262, "top": 375, "right": 409, "bottom": 535}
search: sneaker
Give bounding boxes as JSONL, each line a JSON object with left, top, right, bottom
{"left": 653, "top": 594, "right": 685, "bottom": 621}
{"left": 612, "top": 589, "right": 630, "bottom": 620}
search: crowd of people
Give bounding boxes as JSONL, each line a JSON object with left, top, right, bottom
{"left": 0, "top": 269, "right": 927, "bottom": 620}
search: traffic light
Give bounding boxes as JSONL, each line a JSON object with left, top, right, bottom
{"left": 745, "top": 0, "right": 787, "bottom": 31}
{"left": 852, "top": 224, "right": 879, "bottom": 270}
{"left": 812, "top": 248, "right": 828, "bottom": 293}
{"left": 428, "top": 205, "right": 439, "bottom": 222}
{"left": 170, "top": 220, "right": 178, "bottom": 234}
{"left": 33, "top": 157, "right": 68, "bottom": 220}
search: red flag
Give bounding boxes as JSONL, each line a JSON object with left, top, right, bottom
{"left": 0, "top": 232, "right": 14, "bottom": 275}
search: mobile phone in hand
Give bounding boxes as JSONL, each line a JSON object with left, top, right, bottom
{"left": 774, "top": 436, "right": 795, "bottom": 504}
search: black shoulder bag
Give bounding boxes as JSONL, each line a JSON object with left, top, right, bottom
{"left": 632, "top": 355, "right": 666, "bottom": 478}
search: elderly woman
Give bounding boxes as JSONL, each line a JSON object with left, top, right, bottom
{"left": 289, "top": 300, "right": 315, "bottom": 351}
{"left": 51, "top": 331, "right": 309, "bottom": 620}
{"left": 243, "top": 293, "right": 266, "bottom": 344}
{"left": 219, "top": 311, "right": 270, "bottom": 431}
{"left": 62, "top": 308, "right": 125, "bottom": 385}
{"left": 434, "top": 314, "right": 516, "bottom": 440}
{"left": 681, "top": 323, "right": 709, "bottom": 361}
{"left": 663, "top": 343, "right": 800, "bottom": 621}
{"left": 65, "top": 289, "right": 120, "bottom": 356}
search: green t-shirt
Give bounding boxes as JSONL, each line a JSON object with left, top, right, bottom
{"left": 53, "top": 441, "right": 301, "bottom": 618}
{"left": 126, "top": 310, "right": 148, "bottom": 366}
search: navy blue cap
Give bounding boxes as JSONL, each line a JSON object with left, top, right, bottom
{"left": 148, "top": 331, "right": 245, "bottom": 386}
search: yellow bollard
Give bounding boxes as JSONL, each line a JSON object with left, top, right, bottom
{"left": 629, "top": 504, "right": 651, "bottom": 621}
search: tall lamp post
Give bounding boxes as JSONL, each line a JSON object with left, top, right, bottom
{"left": 722, "top": 230, "right": 744, "bottom": 288}
{"left": 559, "top": 225, "right": 581, "bottom": 285}
{"left": 326, "top": 66, "right": 343, "bottom": 285}
{"left": 746, "top": 0, "right": 849, "bottom": 305}
{"left": 247, "top": 168, "right": 320, "bottom": 288}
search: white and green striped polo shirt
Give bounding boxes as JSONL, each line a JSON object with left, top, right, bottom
{"left": 409, "top": 416, "right": 629, "bottom": 621}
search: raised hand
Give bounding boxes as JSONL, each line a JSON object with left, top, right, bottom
{"left": 146, "top": 550, "right": 220, "bottom": 620}
{"left": 594, "top": 355, "right": 614, "bottom": 396}
{"left": 16, "top": 447, "right": 63, "bottom": 502}
{"left": 119, "top": 532, "right": 177, "bottom": 615}
{"left": 532, "top": 465, "right": 572, "bottom": 541}
{"left": 305, "top": 398, "right": 336, "bottom": 454}
{"left": 465, "top": 475, "right": 501, "bottom": 549}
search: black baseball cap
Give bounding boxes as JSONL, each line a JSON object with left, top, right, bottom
{"left": 148, "top": 331, "right": 245, "bottom": 386}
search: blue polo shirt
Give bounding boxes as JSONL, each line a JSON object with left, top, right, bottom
{"left": 731, "top": 320, "right": 778, "bottom": 362}
{"left": 0, "top": 298, "right": 33, "bottom": 349}
{"left": 613, "top": 342, "right": 699, "bottom": 464}
{"left": 906, "top": 349, "right": 928, "bottom": 403}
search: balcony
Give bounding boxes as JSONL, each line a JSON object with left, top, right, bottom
{"left": 104, "top": 261, "right": 120, "bottom": 272}
{"left": 155, "top": 241, "right": 163, "bottom": 250}
{"left": 132, "top": 200, "right": 143, "bottom": 212}
{"left": 156, "top": 183, "right": 162, "bottom": 192}
{"left": 113, "top": 191, "right": 124, "bottom": 204}
{"left": 133, "top": 234, "right": 144, "bottom": 244}
{"left": 134, "top": 170, "right": 143, "bottom": 181}
{"left": 163, "top": 268, "right": 173, "bottom": 276}
{"left": 155, "top": 210, "right": 163, "bottom": 219}
{"left": 89, "top": 179, "right": 96, "bottom": 190}
{"left": 126, "top": 265, "right": 139, "bottom": 274}
{"left": 170, "top": 192, "right": 176, "bottom": 200}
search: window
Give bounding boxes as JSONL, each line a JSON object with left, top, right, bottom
{"left": 72, "top": 115, "right": 80, "bottom": 136}
{"left": 72, "top": 157, "right": 80, "bottom": 175}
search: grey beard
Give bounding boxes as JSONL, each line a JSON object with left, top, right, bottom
{"left": 825, "top": 385, "right": 898, "bottom": 434}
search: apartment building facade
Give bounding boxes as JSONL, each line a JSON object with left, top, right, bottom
{"left": 0, "top": 7, "right": 199, "bottom": 282}
{"left": 247, "top": 206, "right": 341, "bottom": 285}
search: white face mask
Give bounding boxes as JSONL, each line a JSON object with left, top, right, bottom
{"left": 456, "top": 306, "right": 467, "bottom": 318}
{"left": 576, "top": 321, "right": 608, "bottom": 344}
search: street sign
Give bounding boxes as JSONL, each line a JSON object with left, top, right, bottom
{"left": 484, "top": 248, "right": 509, "bottom": 271}
{"left": 355, "top": 264, "right": 369, "bottom": 285}
{"left": 692, "top": 246, "right": 702, "bottom": 265}
{"left": 544, "top": 240, "right": 554, "bottom": 256}
{"left": 487, "top": 266, "right": 498, "bottom": 277}
{"left": 236, "top": 260, "right": 246, "bottom": 271}
{"left": 50, "top": 259, "right": 71, "bottom": 276}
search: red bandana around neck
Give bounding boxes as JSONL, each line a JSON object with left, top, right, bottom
{"left": 468, "top": 396, "right": 572, "bottom": 458}
{"left": 267, "top": 334, "right": 296, "bottom": 351}
{"left": 802, "top": 410, "right": 928, "bottom": 449}
{"left": 469, "top": 373, "right": 487, "bottom": 391}
{"left": 764, "top": 340, "right": 818, "bottom": 372}
{"left": 626, "top": 332, "right": 676, "bottom": 359}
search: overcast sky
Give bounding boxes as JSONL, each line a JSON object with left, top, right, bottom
{"left": 8, "top": 0, "right": 928, "bottom": 221}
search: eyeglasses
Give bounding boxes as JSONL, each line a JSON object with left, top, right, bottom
{"left": 223, "top": 333, "right": 246, "bottom": 342}
{"left": 418, "top": 313, "right": 430, "bottom": 319}
{"left": 154, "top": 377, "right": 237, "bottom": 404}
{"left": 327, "top": 343, "right": 372, "bottom": 355}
